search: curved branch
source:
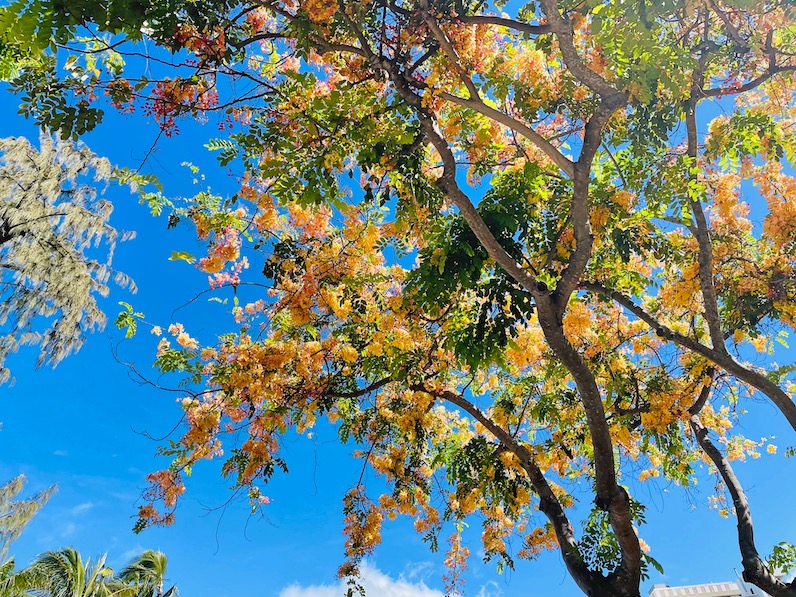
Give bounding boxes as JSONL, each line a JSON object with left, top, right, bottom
{"left": 420, "top": 6, "right": 576, "bottom": 178}
{"left": 555, "top": 96, "right": 626, "bottom": 304}
{"left": 418, "top": 385, "right": 604, "bottom": 595}
{"left": 690, "top": 416, "right": 796, "bottom": 597}
{"left": 230, "top": 31, "right": 285, "bottom": 49}
{"left": 702, "top": 28, "right": 795, "bottom": 98}
{"left": 687, "top": 368, "right": 715, "bottom": 416}
{"left": 438, "top": 92, "right": 575, "bottom": 177}
{"left": 533, "top": 293, "right": 641, "bottom": 587}
{"left": 458, "top": 14, "right": 551, "bottom": 36}
{"left": 702, "top": 64, "right": 796, "bottom": 97}
{"left": 421, "top": 7, "right": 480, "bottom": 100}
{"left": 327, "top": 377, "right": 392, "bottom": 399}
{"left": 582, "top": 281, "right": 796, "bottom": 432}
{"left": 537, "top": 0, "right": 624, "bottom": 99}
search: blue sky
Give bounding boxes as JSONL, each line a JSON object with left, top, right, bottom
{"left": 2, "top": 66, "right": 796, "bottom": 597}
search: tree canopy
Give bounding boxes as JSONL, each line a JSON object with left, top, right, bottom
{"left": 4, "top": 1, "right": 796, "bottom": 596}
{"left": 3, "top": 547, "right": 178, "bottom": 597}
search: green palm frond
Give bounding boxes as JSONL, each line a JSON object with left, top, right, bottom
{"left": 118, "top": 551, "right": 176, "bottom": 597}
{"left": 24, "top": 548, "right": 130, "bottom": 597}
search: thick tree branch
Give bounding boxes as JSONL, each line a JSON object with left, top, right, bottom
{"left": 418, "top": 385, "right": 604, "bottom": 595}
{"left": 400, "top": 77, "right": 637, "bottom": 580}
{"left": 687, "top": 369, "right": 715, "bottom": 416}
{"left": 438, "top": 92, "right": 575, "bottom": 177}
{"left": 582, "top": 281, "right": 796, "bottom": 432}
{"left": 555, "top": 96, "right": 626, "bottom": 304}
{"left": 708, "top": 0, "right": 748, "bottom": 49}
{"left": 534, "top": 294, "right": 641, "bottom": 587}
{"left": 458, "top": 14, "right": 551, "bottom": 35}
{"left": 685, "top": 93, "right": 727, "bottom": 357}
{"left": 230, "top": 31, "right": 284, "bottom": 49}
{"left": 691, "top": 416, "right": 796, "bottom": 597}
{"left": 420, "top": 6, "right": 576, "bottom": 178}
{"left": 426, "top": 118, "right": 540, "bottom": 292}
{"left": 537, "top": 0, "right": 623, "bottom": 99}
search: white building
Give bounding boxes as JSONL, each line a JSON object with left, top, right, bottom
{"left": 648, "top": 579, "right": 770, "bottom": 597}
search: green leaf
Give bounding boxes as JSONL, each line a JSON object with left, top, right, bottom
{"left": 114, "top": 301, "right": 144, "bottom": 338}
{"left": 169, "top": 251, "right": 196, "bottom": 264}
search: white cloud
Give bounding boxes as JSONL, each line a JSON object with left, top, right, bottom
{"left": 53, "top": 450, "right": 69, "bottom": 457}
{"left": 475, "top": 581, "right": 503, "bottom": 597}
{"left": 69, "top": 501, "right": 95, "bottom": 515}
{"left": 279, "top": 562, "right": 445, "bottom": 597}
{"left": 119, "top": 544, "right": 147, "bottom": 563}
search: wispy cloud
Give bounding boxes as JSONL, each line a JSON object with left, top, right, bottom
{"left": 278, "top": 562, "right": 444, "bottom": 597}
{"left": 69, "top": 501, "right": 95, "bottom": 516}
{"left": 476, "top": 580, "right": 503, "bottom": 597}
{"left": 53, "top": 450, "right": 69, "bottom": 457}
{"left": 59, "top": 522, "right": 77, "bottom": 539}
{"left": 120, "top": 544, "right": 146, "bottom": 563}
{"left": 404, "top": 561, "right": 435, "bottom": 581}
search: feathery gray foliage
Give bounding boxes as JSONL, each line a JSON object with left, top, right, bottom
{"left": 0, "top": 476, "right": 55, "bottom": 564}
{"left": 0, "top": 134, "right": 135, "bottom": 382}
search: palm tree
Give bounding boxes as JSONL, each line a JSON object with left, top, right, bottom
{"left": 118, "top": 552, "right": 176, "bottom": 597}
{"left": 24, "top": 548, "right": 132, "bottom": 597}
{"left": 0, "top": 558, "right": 33, "bottom": 597}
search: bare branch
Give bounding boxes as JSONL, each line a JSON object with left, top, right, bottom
{"left": 421, "top": 7, "right": 481, "bottom": 100}
{"left": 458, "top": 14, "right": 551, "bottom": 36}
{"left": 685, "top": 84, "right": 727, "bottom": 356}
{"left": 327, "top": 377, "right": 392, "bottom": 399}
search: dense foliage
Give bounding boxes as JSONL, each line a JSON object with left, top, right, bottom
{"left": 4, "top": 1, "right": 796, "bottom": 596}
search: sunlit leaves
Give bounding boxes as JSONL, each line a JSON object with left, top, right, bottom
{"left": 19, "top": 0, "right": 796, "bottom": 594}
{"left": 9, "top": 56, "right": 104, "bottom": 140}
{"left": 768, "top": 542, "right": 796, "bottom": 576}
{"left": 114, "top": 302, "right": 144, "bottom": 339}
{"left": 0, "top": 475, "right": 56, "bottom": 562}
{"left": 706, "top": 110, "right": 787, "bottom": 168}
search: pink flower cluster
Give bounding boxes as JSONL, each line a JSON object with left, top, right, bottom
{"left": 197, "top": 226, "right": 250, "bottom": 288}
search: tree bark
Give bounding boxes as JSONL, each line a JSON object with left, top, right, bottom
{"left": 691, "top": 416, "right": 796, "bottom": 597}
